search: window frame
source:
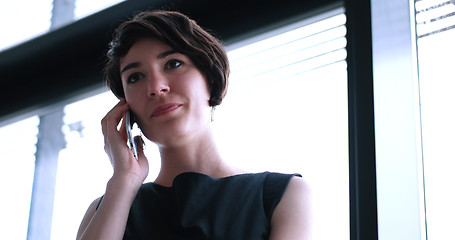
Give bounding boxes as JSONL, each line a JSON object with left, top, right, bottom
{"left": 344, "top": 1, "right": 378, "bottom": 239}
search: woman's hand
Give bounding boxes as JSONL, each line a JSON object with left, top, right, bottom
{"left": 101, "top": 99, "right": 149, "bottom": 189}
{"left": 77, "top": 99, "right": 150, "bottom": 240}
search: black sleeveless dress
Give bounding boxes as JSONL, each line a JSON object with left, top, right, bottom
{"left": 99, "top": 172, "right": 300, "bottom": 240}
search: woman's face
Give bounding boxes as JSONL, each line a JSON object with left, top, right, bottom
{"left": 120, "top": 38, "right": 212, "bottom": 146}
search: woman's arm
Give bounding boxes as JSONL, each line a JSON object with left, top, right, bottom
{"left": 269, "top": 177, "right": 313, "bottom": 240}
{"left": 76, "top": 178, "right": 143, "bottom": 240}
{"left": 76, "top": 197, "right": 101, "bottom": 240}
{"left": 76, "top": 99, "right": 149, "bottom": 240}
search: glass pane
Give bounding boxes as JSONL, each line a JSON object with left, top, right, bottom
{"left": 51, "top": 91, "right": 116, "bottom": 239}
{"left": 215, "top": 11, "right": 349, "bottom": 239}
{"left": 75, "top": 0, "right": 125, "bottom": 20}
{"left": 0, "top": 117, "right": 39, "bottom": 239}
{"left": 416, "top": 0, "right": 455, "bottom": 239}
{"left": 0, "top": 0, "right": 52, "bottom": 51}
{"left": 52, "top": 8, "right": 349, "bottom": 239}
{"left": 51, "top": 91, "right": 161, "bottom": 239}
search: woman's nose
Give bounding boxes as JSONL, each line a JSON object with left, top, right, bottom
{"left": 150, "top": 87, "right": 169, "bottom": 97}
{"left": 148, "top": 73, "right": 170, "bottom": 98}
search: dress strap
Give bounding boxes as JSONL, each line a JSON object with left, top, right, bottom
{"left": 96, "top": 195, "right": 104, "bottom": 210}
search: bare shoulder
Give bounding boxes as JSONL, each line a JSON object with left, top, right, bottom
{"left": 76, "top": 197, "right": 102, "bottom": 239}
{"left": 269, "top": 176, "right": 313, "bottom": 240}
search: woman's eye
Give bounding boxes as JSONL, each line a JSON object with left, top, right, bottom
{"left": 127, "top": 72, "right": 144, "bottom": 84}
{"left": 165, "top": 59, "right": 183, "bottom": 70}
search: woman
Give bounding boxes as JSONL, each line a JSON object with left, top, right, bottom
{"left": 77, "top": 10, "right": 311, "bottom": 240}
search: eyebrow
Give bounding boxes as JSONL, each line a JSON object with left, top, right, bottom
{"left": 158, "top": 50, "right": 178, "bottom": 59}
{"left": 120, "top": 50, "right": 179, "bottom": 73}
{"left": 121, "top": 62, "right": 140, "bottom": 73}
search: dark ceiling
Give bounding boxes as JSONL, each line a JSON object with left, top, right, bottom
{"left": 0, "top": 0, "right": 340, "bottom": 123}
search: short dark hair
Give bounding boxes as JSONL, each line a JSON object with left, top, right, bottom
{"left": 105, "top": 10, "right": 229, "bottom": 106}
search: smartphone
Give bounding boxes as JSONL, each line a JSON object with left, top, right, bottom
{"left": 125, "top": 110, "right": 138, "bottom": 160}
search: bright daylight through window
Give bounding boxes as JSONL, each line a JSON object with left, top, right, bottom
{"left": 3, "top": 0, "right": 455, "bottom": 239}
{"left": 0, "top": 3, "right": 348, "bottom": 239}
{"left": 52, "top": 8, "right": 349, "bottom": 239}
{"left": 415, "top": 0, "right": 455, "bottom": 239}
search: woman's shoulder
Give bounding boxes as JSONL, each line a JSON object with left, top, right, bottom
{"left": 76, "top": 197, "right": 103, "bottom": 239}
{"left": 269, "top": 176, "right": 312, "bottom": 239}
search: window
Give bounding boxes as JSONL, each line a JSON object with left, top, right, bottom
{"left": 216, "top": 8, "right": 349, "bottom": 239}
{"left": 370, "top": 0, "right": 455, "bottom": 239}
{"left": 74, "top": 0, "right": 124, "bottom": 20}
{"left": 0, "top": 1, "right": 125, "bottom": 238}
{"left": 0, "top": 3, "right": 349, "bottom": 239}
{"left": 415, "top": 0, "right": 455, "bottom": 239}
{"left": 0, "top": 0, "right": 124, "bottom": 51}
{"left": 0, "top": 117, "right": 38, "bottom": 239}
{"left": 0, "top": 0, "right": 52, "bottom": 51}
{"left": 51, "top": 7, "right": 349, "bottom": 239}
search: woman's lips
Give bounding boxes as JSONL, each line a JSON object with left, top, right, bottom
{"left": 151, "top": 103, "right": 182, "bottom": 117}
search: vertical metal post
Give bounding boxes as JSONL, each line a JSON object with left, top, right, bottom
{"left": 345, "top": 0, "right": 379, "bottom": 239}
{"left": 50, "top": 0, "right": 76, "bottom": 29}
{"left": 27, "top": 110, "right": 66, "bottom": 240}
{"left": 371, "top": 0, "right": 426, "bottom": 239}
{"left": 27, "top": 0, "right": 75, "bottom": 239}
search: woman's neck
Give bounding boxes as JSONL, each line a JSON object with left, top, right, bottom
{"left": 153, "top": 129, "right": 242, "bottom": 187}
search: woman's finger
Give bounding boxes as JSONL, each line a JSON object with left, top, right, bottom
{"left": 101, "top": 99, "right": 131, "bottom": 162}
{"left": 135, "top": 136, "right": 149, "bottom": 175}
{"left": 101, "top": 100, "right": 128, "bottom": 140}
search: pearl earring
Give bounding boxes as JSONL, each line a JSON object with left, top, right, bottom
{"left": 211, "top": 107, "right": 215, "bottom": 122}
